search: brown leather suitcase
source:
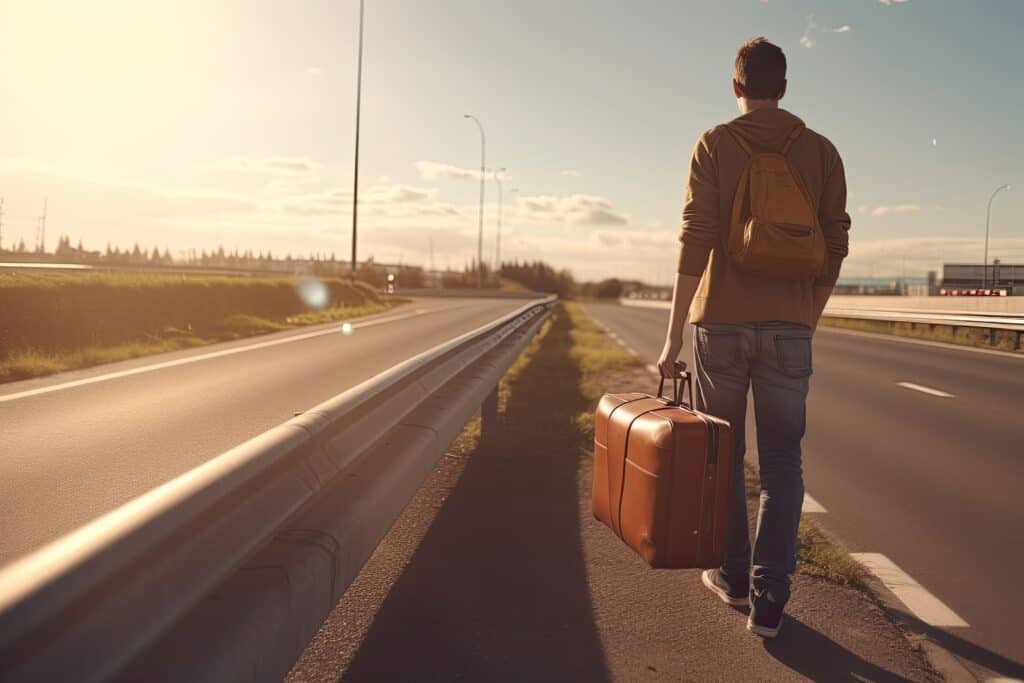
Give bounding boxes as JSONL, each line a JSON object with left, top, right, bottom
{"left": 592, "top": 374, "right": 733, "bottom": 569}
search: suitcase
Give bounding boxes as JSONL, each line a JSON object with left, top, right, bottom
{"left": 592, "top": 373, "right": 733, "bottom": 569}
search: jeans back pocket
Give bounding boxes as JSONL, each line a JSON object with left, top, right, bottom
{"left": 774, "top": 334, "right": 813, "bottom": 378}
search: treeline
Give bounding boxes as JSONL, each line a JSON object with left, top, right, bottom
{"left": 499, "top": 260, "right": 575, "bottom": 298}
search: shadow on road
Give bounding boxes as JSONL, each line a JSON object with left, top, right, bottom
{"left": 764, "top": 616, "right": 912, "bottom": 682}
{"left": 341, "top": 308, "right": 610, "bottom": 682}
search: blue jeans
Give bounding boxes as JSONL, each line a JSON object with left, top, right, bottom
{"left": 693, "top": 321, "right": 812, "bottom": 605}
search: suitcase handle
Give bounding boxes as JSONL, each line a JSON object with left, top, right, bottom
{"left": 657, "top": 372, "right": 694, "bottom": 407}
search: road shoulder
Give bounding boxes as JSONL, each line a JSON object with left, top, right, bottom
{"left": 288, "top": 303, "right": 938, "bottom": 682}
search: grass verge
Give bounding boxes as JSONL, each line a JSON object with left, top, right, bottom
{"left": 0, "top": 299, "right": 400, "bottom": 384}
{"left": 820, "top": 315, "right": 1022, "bottom": 353}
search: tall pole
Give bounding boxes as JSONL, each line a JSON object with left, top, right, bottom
{"left": 983, "top": 183, "right": 1010, "bottom": 289}
{"left": 350, "top": 0, "right": 365, "bottom": 281}
{"left": 464, "top": 114, "right": 485, "bottom": 288}
{"left": 503, "top": 187, "right": 518, "bottom": 268}
{"left": 493, "top": 168, "right": 505, "bottom": 273}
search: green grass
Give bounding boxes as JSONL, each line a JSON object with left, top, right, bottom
{"left": 820, "top": 315, "right": 1023, "bottom": 353}
{"left": 0, "top": 270, "right": 397, "bottom": 383}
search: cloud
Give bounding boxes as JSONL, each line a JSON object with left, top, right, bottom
{"left": 278, "top": 182, "right": 439, "bottom": 216}
{"left": 878, "top": 0, "right": 909, "bottom": 5}
{"left": 519, "top": 194, "right": 628, "bottom": 225}
{"left": 869, "top": 204, "right": 921, "bottom": 217}
{"left": 415, "top": 161, "right": 483, "bottom": 182}
{"left": 800, "top": 14, "right": 817, "bottom": 48}
{"left": 842, "top": 236, "right": 1024, "bottom": 278}
{"left": 560, "top": 169, "right": 580, "bottom": 177}
{"left": 214, "top": 157, "right": 321, "bottom": 175}
{"left": 832, "top": 25, "right": 852, "bottom": 33}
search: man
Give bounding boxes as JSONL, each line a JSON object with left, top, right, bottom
{"left": 657, "top": 37, "right": 850, "bottom": 638}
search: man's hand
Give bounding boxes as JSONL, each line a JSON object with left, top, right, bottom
{"left": 657, "top": 342, "right": 687, "bottom": 379}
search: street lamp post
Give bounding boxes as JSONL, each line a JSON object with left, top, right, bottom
{"left": 464, "top": 114, "right": 486, "bottom": 288}
{"left": 493, "top": 168, "right": 506, "bottom": 275}
{"left": 350, "top": 0, "right": 365, "bottom": 282}
{"left": 983, "top": 184, "right": 1010, "bottom": 289}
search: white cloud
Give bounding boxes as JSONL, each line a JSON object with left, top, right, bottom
{"left": 842, "top": 236, "right": 1024, "bottom": 278}
{"left": 560, "top": 169, "right": 580, "bottom": 177}
{"left": 878, "top": 0, "right": 909, "bottom": 5}
{"left": 869, "top": 204, "right": 921, "bottom": 217}
{"left": 214, "top": 157, "right": 321, "bottom": 175}
{"left": 832, "top": 25, "right": 852, "bottom": 33}
{"left": 800, "top": 14, "right": 817, "bottom": 48}
{"left": 415, "top": 161, "right": 483, "bottom": 182}
{"left": 519, "top": 193, "right": 628, "bottom": 226}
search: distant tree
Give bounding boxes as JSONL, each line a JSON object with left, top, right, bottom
{"left": 16, "top": 238, "right": 26, "bottom": 253}
{"left": 595, "top": 278, "right": 623, "bottom": 299}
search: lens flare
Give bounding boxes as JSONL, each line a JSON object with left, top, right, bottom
{"left": 296, "top": 276, "right": 329, "bottom": 310}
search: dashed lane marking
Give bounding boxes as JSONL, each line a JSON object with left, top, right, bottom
{"left": 851, "top": 553, "right": 968, "bottom": 627}
{"left": 897, "top": 381, "right": 954, "bottom": 398}
{"left": 646, "top": 364, "right": 660, "bottom": 376}
{"left": 802, "top": 493, "right": 827, "bottom": 513}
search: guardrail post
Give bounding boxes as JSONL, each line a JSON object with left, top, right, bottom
{"left": 481, "top": 384, "right": 499, "bottom": 440}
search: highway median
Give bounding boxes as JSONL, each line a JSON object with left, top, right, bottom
{"left": 292, "top": 301, "right": 936, "bottom": 680}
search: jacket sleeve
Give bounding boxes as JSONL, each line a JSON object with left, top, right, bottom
{"left": 676, "top": 131, "right": 719, "bottom": 276}
{"left": 815, "top": 146, "right": 852, "bottom": 286}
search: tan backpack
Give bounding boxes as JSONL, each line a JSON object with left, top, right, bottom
{"left": 725, "top": 123, "right": 826, "bottom": 280}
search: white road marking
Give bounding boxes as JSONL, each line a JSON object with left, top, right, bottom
{"left": 646, "top": 364, "right": 660, "bottom": 376}
{"left": 802, "top": 493, "right": 827, "bottom": 513}
{"left": 987, "top": 678, "right": 1024, "bottom": 683}
{"left": 897, "top": 382, "right": 954, "bottom": 398}
{"left": 851, "top": 553, "right": 968, "bottom": 627}
{"left": 624, "top": 345, "right": 638, "bottom": 356}
{"left": 0, "top": 308, "right": 435, "bottom": 404}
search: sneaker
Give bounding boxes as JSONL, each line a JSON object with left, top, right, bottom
{"left": 747, "top": 588, "right": 784, "bottom": 638}
{"left": 701, "top": 569, "right": 750, "bottom": 607}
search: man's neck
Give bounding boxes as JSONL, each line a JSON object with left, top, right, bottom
{"left": 737, "top": 98, "right": 780, "bottom": 114}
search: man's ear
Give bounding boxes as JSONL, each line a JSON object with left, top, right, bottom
{"left": 733, "top": 79, "right": 745, "bottom": 98}
{"left": 776, "top": 79, "right": 787, "bottom": 101}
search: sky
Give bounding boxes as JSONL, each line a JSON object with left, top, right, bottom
{"left": 0, "top": 0, "right": 1021, "bottom": 282}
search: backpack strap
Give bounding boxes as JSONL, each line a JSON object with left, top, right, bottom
{"left": 724, "top": 125, "right": 753, "bottom": 157}
{"left": 780, "top": 123, "right": 806, "bottom": 155}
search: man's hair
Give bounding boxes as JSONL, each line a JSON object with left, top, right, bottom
{"left": 734, "top": 37, "right": 787, "bottom": 99}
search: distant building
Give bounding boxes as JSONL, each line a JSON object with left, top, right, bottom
{"left": 941, "top": 262, "right": 1023, "bottom": 296}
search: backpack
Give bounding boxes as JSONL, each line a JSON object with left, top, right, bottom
{"left": 724, "top": 123, "right": 826, "bottom": 280}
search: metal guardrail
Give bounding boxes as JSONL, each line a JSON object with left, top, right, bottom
{"left": 821, "top": 306, "right": 1024, "bottom": 332}
{"left": 0, "top": 295, "right": 556, "bottom": 683}
{"left": 619, "top": 297, "right": 1024, "bottom": 334}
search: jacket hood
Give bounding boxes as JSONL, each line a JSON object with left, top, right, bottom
{"left": 726, "top": 108, "right": 805, "bottom": 153}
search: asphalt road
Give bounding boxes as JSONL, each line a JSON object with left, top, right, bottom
{"left": 0, "top": 297, "right": 529, "bottom": 566}
{"left": 582, "top": 302, "right": 1024, "bottom": 678}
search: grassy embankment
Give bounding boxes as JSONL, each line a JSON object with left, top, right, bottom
{"left": 0, "top": 271, "right": 400, "bottom": 383}
{"left": 819, "top": 315, "right": 1022, "bottom": 353}
{"left": 476, "top": 301, "right": 861, "bottom": 586}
